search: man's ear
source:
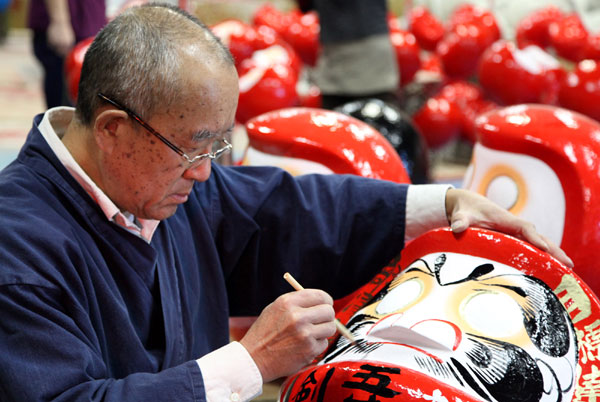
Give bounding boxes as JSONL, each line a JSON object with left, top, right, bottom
{"left": 93, "top": 109, "right": 129, "bottom": 154}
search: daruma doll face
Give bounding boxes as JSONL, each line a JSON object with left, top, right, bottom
{"left": 317, "top": 252, "right": 577, "bottom": 402}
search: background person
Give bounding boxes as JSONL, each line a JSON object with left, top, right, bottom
{"left": 27, "top": 0, "right": 106, "bottom": 107}
{"left": 298, "top": 0, "right": 400, "bottom": 110}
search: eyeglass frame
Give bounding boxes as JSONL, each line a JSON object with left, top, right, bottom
{"left": 97, "top": 92, "right": 232, "bottom": 165}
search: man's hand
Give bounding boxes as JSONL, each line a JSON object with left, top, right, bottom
{"left": 446, "top": 188, "right": 574, "bottom": 267}
{"left": 239, "top": 289, "right": 337, "bottom": 383}
{"left": 47, "top": 19, "right": 75, "bottom": 56}
{"left": 45, "top": 0, "right": 74, "bottom": 56}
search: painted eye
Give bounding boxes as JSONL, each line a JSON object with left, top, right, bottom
{"left": 477, "top": 164, "right": 527, "bottom": 214}
{"left": 375, "top": 278, "right": 423, "bottom": 315}
{"left": 461, "top": 291, "right": 524, "bottom": 337}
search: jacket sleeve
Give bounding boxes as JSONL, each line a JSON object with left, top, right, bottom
{"left": 206, "top": 165, "right": 409, "bottom": 315}
{"left": 0, "top": 282, "right": 207, "bottom": 402}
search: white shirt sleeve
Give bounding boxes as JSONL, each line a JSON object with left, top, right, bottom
{"left": 405, "top": 184, "right": 454, "bottom": 242}
{"left": 197, "top": 341, "right": 263, "bottom": 402}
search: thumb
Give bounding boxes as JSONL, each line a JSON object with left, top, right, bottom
{"left": 450, "top": 213, "right": 469, "bottom": 233}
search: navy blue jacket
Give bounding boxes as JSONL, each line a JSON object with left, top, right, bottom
{"left": 0, "top": 115, "right": 408, "bottom": 401}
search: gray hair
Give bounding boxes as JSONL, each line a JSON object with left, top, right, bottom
{"left": 75, "top": 2, "right": 233, "bottom": 126}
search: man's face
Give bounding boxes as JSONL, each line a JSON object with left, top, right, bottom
{"left": 101, "top": 56, "right": 239, "bottom": 220}
{"left": 319, "top": 252, "right": 577, "bottom": 402}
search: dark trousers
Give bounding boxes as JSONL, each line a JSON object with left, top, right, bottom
{"left": 32, "top": 30, "right": 71, "bottom": 108}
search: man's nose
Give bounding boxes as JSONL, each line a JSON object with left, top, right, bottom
{"left": 182, "top": 160, "right": 212, "bottom": 182}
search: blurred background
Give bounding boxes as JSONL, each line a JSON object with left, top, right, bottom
{"left": 3, "top": 0, "right": 600, "bottom": 180}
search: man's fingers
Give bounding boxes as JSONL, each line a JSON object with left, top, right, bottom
{"left": 540, "top": 234, "right": 574, "bottom": 268}
{"left": 448, "top": 193, "right": 574, "bottom": 268}
{"left": 450, "top": 215, "right": 469, "bottom": 233}
{"left": 312, "top": 320, "right": 337, "bottom": 341}
{"left": 490, "top": 215, "right": 575, "bottom": 268}
{"left": 283, "top": 288, "right": 334, "bottom": 307}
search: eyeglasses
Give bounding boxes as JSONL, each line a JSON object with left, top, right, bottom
{"left": 97, "top": 92, "right": 232, "bottom": 166}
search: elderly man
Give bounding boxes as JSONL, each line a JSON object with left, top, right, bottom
{"left": 0, "top": 3, "right": 571, "bottom": 402}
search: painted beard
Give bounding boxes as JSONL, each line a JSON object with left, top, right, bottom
{"left": 320, "top": 313, "right": 572, "bottom": 402}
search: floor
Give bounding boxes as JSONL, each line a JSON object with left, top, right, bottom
{"left": 0, "top": 28, "right": 44, "bottom": 170}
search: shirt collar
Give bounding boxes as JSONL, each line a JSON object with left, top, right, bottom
{"left": 38, "top": 107, "right": 159, "bottom": 242}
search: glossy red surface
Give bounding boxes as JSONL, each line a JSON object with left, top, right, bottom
{"left": 297, "top": 83, "right": 322, "bottom": 109}
{"left": 389, "top": 30, "right": 421, "bottom": 86}
{"left": 478, "top": 41, "right": 563, "bottom": 105}
{"left": 460, "top": 97, "right": 497, "bottom": 143}
{"left": 236, "top": 61, "right": 299, "bottom": 124}
{"left": 413, "top": 95, "right": 462, "bottom": 149}
{"left": 447, "top": 4, "right": 500, "bottom": 40}
{"left": 548, "top": 13, "right": 589, "bottom": 62}
{"left": 281, "top": 10, "right": 320, "bottom": 67}
{"left": 515, "top": 5, "right": 565, "bottom": 49}
{"left": 583, "top": 33, "right": 600, "bottom": 60}
{"left": 474, "top": 104, "right": 600, "bottom": 296}
{"left": 435, "top": 25, "right": 495, "bottom": 79}
{"left": 252, "top": 4, "right": 320, "bottom": 67}
{"left": 420, "top": 52, "right": 444, "bottom": 75}
{"left": 252, "top": 3, "right": 289, "bottom": 38}
{"left": 559, "top": 59, "right": 600, "bottom": 122}
{"left": 435, "top": 5, "right": 500, "bottom": 80}
{"left": 280, "top": 361, "right": 480, "bottom": 402}
{"left": 438, "top": 80, "right": 497, "bottom": 143}
{"left": 64, "top": 37, "right": 94, "bottom": 104}
{"left": 407, "top": 5, "right": 445, "bottom": 52}
{"left": 212, "top": 19, "right": 304, "bottom": 124}
{"left": 245, "top": 107, "right": 410, "bottom": 183}
{"left": 436, "top": 28, "right": 482, "bottom": 79}
{"left": 210, "top": 20, "right": 301, "bottom": 75}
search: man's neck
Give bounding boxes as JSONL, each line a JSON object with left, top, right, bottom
{"left": 61, "top": 119, "right": 103, "bottom": 191}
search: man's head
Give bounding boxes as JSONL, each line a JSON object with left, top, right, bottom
{"left": 69, "top": 3, "right": 238, "bottom": 220}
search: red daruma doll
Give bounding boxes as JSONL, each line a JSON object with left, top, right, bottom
{"left": 280, "top": 227, "right": 600, "bottom": 401}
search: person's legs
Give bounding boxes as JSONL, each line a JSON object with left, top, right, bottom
{"left": 0, "top": 7, "right": 8, "bottom": 45}
{"left": 32, "top": 31, "right": 69, "bottom": 108}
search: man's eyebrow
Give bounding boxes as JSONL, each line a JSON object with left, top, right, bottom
{"left": 192, "top": 124, "right": 235, "bottom": 142}
{"left": 192, "top": 129, "right": 217, "bottom": 141}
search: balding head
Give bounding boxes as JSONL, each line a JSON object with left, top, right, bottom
{"left": 75, "top": 3, "right": 234, "bottom": 126}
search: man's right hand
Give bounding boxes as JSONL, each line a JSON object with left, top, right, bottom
{"left": 239, "top": 289, "right": 337, "bottom": 383}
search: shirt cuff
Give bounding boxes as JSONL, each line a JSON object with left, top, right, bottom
{"left": 197, "top": 341, "right": 263, "bottom": 402}
{"left": 405, "top": 184, "right": 453, "bottom": 242}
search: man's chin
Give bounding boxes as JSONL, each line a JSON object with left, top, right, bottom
{"left": 141, "top": 204, "right": 179, "bottom": 221}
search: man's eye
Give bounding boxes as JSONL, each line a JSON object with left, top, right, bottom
{"left": 210, "top": 139, "right": 225, "bottom": 153}
{"left": 186, "top": 142, "right": 210, "bottom": 157}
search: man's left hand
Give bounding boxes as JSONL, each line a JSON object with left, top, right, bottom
{"left": 445, "top": 188, "right": 574, "bottom": 268}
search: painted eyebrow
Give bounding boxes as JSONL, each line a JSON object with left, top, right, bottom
{"left": 405, "top": 259, "right": 434, "bottom": 275}
{"left": 479, "top": 277, "right": 528, "bottom": 298}
{"left": 405, "top": 266, "right": 432, "bottom": 275}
